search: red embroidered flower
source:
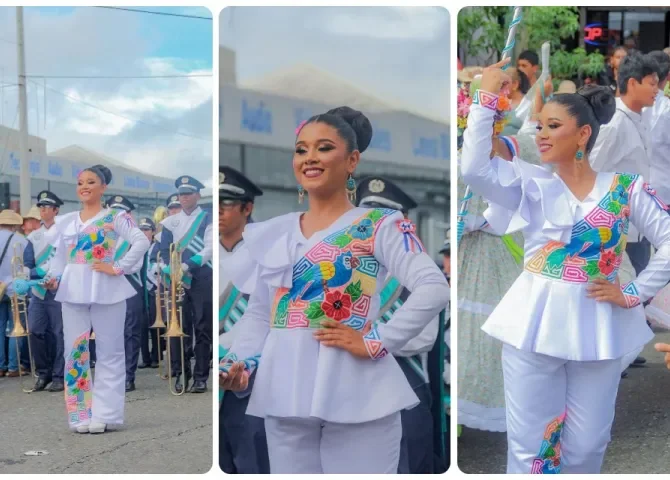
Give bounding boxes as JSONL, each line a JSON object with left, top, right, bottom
{"left": 76, "top": 377, "right": 88, "bottom": 390}
{"left": 321, "top": 291, "right": 352, "bottom": 321}
{"left": 92, "top": 245, "right": 106, "bottom": 260}
{"left": 598, "top": 251, "right": 617, "bottom": 276}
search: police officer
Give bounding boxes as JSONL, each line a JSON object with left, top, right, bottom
{"left": 106, "top": 195, "right": 144, "bottom": 392}
{"left": 219, "top": 166, "right": 270, "bottom": 474}
{"left": 159, "top": 176, "right": 212, "bottom": 394}
{"left": 356, "top": 176, "right": 447, "bottom": 473}
{"left": 23, "top": 191, "right": 64, "bottom": 392}
{"left": 137, "top": 217, "right": 158, "bottom": 369}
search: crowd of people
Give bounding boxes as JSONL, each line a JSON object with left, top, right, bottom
{"left": 219, "top": 106, "right": 451, "bottom": 474}
{"left": 0, "top": 169, "right": 213, "bottom": 434}
{"left": 457, "top": 43, "right": 670, "bottom": 474}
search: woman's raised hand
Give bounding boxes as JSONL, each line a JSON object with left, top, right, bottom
{"left": 480, "top": 58, "right": 512, "bottom": 95}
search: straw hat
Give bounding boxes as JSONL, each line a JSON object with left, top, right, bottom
{"left": 0, "top": 210, "right": 23, "bottom": 226}
{"left": 22, "top": 205, "right": 41, "bottom": 221}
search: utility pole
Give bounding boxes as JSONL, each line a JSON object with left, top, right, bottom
{"left": 16, "top": 6, "right": 30, "bottom": 214}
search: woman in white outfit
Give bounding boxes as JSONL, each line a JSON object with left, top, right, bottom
{"left": 45, "top": 164, "right": 150, "bottom": 434}
{"left": 461, "top": 59, "right": 670, "bottom": 474}
{"left": 220, "top": 106, "right": 449, "bottom": 474}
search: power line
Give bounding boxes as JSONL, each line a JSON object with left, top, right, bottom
{"left": 29, "top": 80, "right": 211, "bottom": 142}
{"left": 92, "top": 6, "right": 212, "bottom": 20}
{"left": 25, "top": 74, "right": 212, "bottom": 79}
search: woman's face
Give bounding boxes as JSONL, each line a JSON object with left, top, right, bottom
{"left": 293, "top": 122, "right": 359, "bottom": 199}
{"left": 77, "top": 170, "right": 106, "bottom": 204}
{"left": 535, "top": 102, "right": 591, "bottom": 164}
{"left": 611, "top": 48, "right": 627, "bottom": 70}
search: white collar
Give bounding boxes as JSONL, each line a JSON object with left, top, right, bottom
{"left": 616, "top": 97, "right": 642, "bottom": 123}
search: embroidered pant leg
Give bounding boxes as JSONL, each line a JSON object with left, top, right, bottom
{"left": 90, "top": 301, "right": 127, "bottom": 425}
{"left": 47, "top": 294, "right": 64, "bottom": 380}
{"left": 265, "top": 416, "right": 324, "bottom": 474}
{"left": 560, "top": 358, "right": 622, "bottom": 474}
{"left": 502, "top": 344, "right": 567, "bottom": 474}
{"left": 123, "top": 294, "right": 142, "bottom": 383}
{"left": 28, "top": 297, "right": 51, "bottom": 379}
{"left": 61, "top": 302, "right": 93, "bottom": 428}
{"left": 320, "top": 412, "right": 402, "bottom": 474}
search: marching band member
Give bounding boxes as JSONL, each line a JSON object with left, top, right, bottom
{"left": 356, "top": 176, "right": 447, "bottom": 474}
{"left": 166, "top": 193, "right": 182, "bottom": 217}
{"left": 159, "top": 176, "right": 213, "bottom": 394}
{"left": 139, "top": 216, "right": 159, "bottom": 369}
{"left": 45, "top": 164, "right": 150, "bottom": 433}
{"left": 23, "top": 191, "right": 64, "bottom": 392}
{"left": 219, "top": 166, "right": 270, "bottom": 474}
{"left": 220, "top": 106, "right": 449, "bottom": 473}
{"left": 461, "top": 60, "right": 670, "bottom": 473}
{"left": 106, "top": 195, "right": 145, "bottom": 393}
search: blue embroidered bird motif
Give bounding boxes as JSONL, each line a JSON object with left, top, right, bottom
{"left": 75, "top": 229, "right": 106, "bottom": 252}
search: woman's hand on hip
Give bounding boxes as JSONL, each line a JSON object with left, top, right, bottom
{"left": 90, "top": 262, "right": 118, "bottom": 276}
{"left": 44, "top": 278, "right": 59, "bottom": 291}
{"left": 655, "top": 343, "right": 670, "bottom": 370}
{"left": 219, "top": 362, "right": 249, "bottom": 391}
{"left": 314, "top": 320, "right": 370, "bottom": 359}
{"left": 586, "top": 278, "right": 627, "bottom": 308}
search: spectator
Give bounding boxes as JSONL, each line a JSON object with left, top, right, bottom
{"left": 516, "top": 50, "right": 539, "bottom": 88}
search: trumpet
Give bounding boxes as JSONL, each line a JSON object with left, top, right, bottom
{"left": 149, "top": 251, "right": 168, "bottom": 380}
{"left": 7, "top": 243, "right": 37, "bottom": 393}
{"left": 162, "top": 243, "right": 189, "bottom": 395}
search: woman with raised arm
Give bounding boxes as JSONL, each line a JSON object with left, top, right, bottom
{"left": 219, "top": 107, "right": 449, "bottom": 474}
{"left": 461, "top": 58, "right": 670, "bottom": 474}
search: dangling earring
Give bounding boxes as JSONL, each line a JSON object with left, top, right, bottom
{"left": 298, "top": 185, "right": 305, "bottom": 204}
{"left": 346, "top": 174, "right": 356, "bottom": 202}
{"left": 575, "top": 149, "right": 584, "bottom": 161}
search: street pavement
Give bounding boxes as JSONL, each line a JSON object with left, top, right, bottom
{"left": 457, "top": 329, "right": 670, "bottom": 474}
{"left": 0, "top": 366, "right": 213, "bottom": 474}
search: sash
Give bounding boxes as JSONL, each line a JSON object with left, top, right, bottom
{"left": 219, "top": 282, "right": 248, "bottom": 335}
{"left": 31, "top": 244, "right": 54, "bottom": 300}
{"left": 428, "top": 310, "right": 448, "bottom": 472}
{"left": 377, "top": 278, "right": 426, "bottom": 382}
{"left": 177, "top": 210, "right": 212, "bottom": 269}
{"left": 114, "top": 239, "right": 142, "bottom": 291}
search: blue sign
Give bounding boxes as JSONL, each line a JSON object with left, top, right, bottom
{"left": 153, "top": 181, "right": 173, "bottom": 194}
{"left": 9, "top": 153, "right": 41, "bottom": 175}
{"left": 71, "top": 165, "right": 82, "bottom": 179}
{"left": 369, "top": 124, "right": 392, "bottom": 152}
{"left": 49, "top": 160, "right": 63, "bottom": 177}
{"left": 124, "top": 175, "right": 150, "bottom": 190}
{"left": 412, "top": 132, "right": 449, "bottom": 160}
{"left": 241, "top": 99, "right": 272, "bottom": 134}
{"left": 293, "top": 107, "right": 312, "bottom": 129}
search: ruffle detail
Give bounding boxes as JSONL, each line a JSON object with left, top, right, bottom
{"left": 227, "top": 213, "right": 301, "bottom": 294}
{"left": 482, "top": 157, "right": 574, "bottom": 243}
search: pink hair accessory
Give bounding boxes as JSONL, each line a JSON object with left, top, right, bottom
{"left": 295, "top": 120, "right": 307, "bottom": 135}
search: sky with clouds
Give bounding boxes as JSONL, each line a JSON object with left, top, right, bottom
{"left": 219, "top": 6, "right": 450, "bottom": 122}
{"left": 0, "top": 6, "right": 212, "bottom": 184}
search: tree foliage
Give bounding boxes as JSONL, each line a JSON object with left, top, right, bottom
{"left": 457, "top": 7, "right": 507, "bottom": 65}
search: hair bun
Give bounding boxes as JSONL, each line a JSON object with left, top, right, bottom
{"left": 92, "top": 164, "right": 113, "bottom": 184}
{"left": 326, "top": 106, "right": 373, "bottom": 153}
{"left": 578, "top": 85, "right": 616, "bottom": 125}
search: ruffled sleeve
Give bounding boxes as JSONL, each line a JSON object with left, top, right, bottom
{"left": 227, "top": 213, "right": 300, "bottom": 294}
{"left": 47, "top": 212, "right": 77, "bottom": 279}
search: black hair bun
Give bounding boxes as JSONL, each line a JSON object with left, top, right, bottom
{"left": 92, "top": 164, "right": 113, "bottom": 184}
{"left": 326, "top": 106, "right": 373, "bottom": 153}
{"left": 578, "top": 85, "right": 616, "bottom": 125}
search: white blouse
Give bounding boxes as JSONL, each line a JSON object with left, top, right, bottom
{"left": 48, "top": 208, "right": 150, "bottom": 305}
{"left": 461, "top": 99, "right": 670, "bottom": 361}
{"left": 222, "top": 207, "right": 449, "bottom": 423}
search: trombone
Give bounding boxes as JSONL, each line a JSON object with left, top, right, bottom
{"left": 162, "top": 243, "right": 188, "bottom": 396}
{"left": 149, "top": 251, "right": 168, "bottom": 380}
{"left": 7, "top": 243, "right": 37, "bottom": 393}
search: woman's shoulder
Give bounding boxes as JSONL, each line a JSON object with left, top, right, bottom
{"left": 244, "top": 212, "right": 299, "bottom": 240}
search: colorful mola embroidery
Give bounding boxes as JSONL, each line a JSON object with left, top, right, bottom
{"left": 65, "top": 331, "right": 92, "bottom": 424}
{"left": 531, "top": 412, "right": 566, "bottom": 474}
{"left": 68, "top": 210, "right": 120, "bottom": 265}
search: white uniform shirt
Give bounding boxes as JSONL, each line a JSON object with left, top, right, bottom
{"left": 643, "top": 90, "right": 670, "bottom": 204}
{"left": 160, "top": 206, "right": 213, "bottom": 267}
{"left": 27, "top": 223, "right": 59, "bottom": 274}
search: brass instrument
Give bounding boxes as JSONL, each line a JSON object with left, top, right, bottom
{"left": 153, "top": 206, "right": 168, "bottom": 234}
{"left": 7, "top": 243, "right": 36, "bottom": 392}
{"left": 162, "top": 243, "right": 188, "bottom": 395}
{"left": 149, "top": 251, "right": 168, "bottom": 380}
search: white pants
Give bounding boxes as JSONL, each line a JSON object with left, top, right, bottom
{"left": 265, "top": 413, "right": 402, "bottom": 474}
{"left": 62, "top": 301, "right": 127, "bottom": 428}
{"left": 502, "top": 344, "right": 622, "bottom": 474}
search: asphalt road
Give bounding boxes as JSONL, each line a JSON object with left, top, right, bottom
{"left": 457, "top": 329, "right": 670, "bottom": 474}
{"left": 0, "top": 366, "right": 213, "bottom": 474}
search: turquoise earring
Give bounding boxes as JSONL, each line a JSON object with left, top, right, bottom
{"left": 346, "top": 174, "right": 356, "bottom": 202}
{"left": 576, "top": 149, "right": 584, "bottom": 161}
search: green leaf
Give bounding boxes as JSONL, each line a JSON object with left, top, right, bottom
{"left": 276, "top": 295, "right": 289, "bottom": 319}
{"left": 73, "top": 351, "right": 81, "bottom": 360}
{"left": 584, "top": 260, "right": 601, "bottom": 277}
{"left": 607, "top": 201, "right": 622, "bottom": 215}
{"left": 618, "top": 175, "right": 633, "bottom": 189}
{"left": 305, "top": 302, "right": 324, "bottom": 320}
{"left": 344, "top": 280, "right": 363, "bottom": 303}
{"left": 332, "top": 235, "right": 352, "bottom": 248}
{"left": 367, "top": 209, "right": 383, "bottom": 222}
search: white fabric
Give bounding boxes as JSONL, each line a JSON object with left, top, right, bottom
{"left": 502, "top": 344, "right": 622, "bottom": 474}
{"left": 264, "top": 412, "right": 401, "bottom": 474}
{"left": 395, "top": 313, "right": 439, "bottom": 357}
{"left": 219, "top": 240, "right": 244, "bottom": 350}
{"left": 49, "top": 209, "right": 150, "bottom": 305}
{"left": 62, "top": 301, "right": 126, "bottom": 427}
{"left": 27, "top": 223, "right": 59, "bottom": 272}
{"left": 227, "top": 208, "right": 449, "bottom": 423}
{"left": 160, "top": 206, "right": 213, "bottom": 265}
{"left": 0, "top": 229, "right": 27, "bottom": 296}
{"left": 643, "top": 90, "right": 670, "bottom": 204}
{"left": 590, "top": 97, "right": 651, "bottom": 242}
{"left": 461, "top": 103, "right": 670, "bottom": 361}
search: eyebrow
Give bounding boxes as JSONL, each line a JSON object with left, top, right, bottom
{"left": 547, "top": 117, "right": 563, "bottom": 121}
{"left": 295, "top": 138, "right": 336, "bottom": 146}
